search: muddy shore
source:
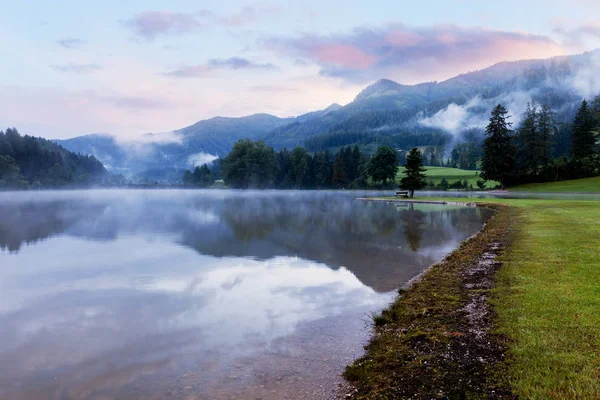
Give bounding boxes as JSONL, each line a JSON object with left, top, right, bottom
{"left": 342, "top": 200, "right": 517, "bottom": 399}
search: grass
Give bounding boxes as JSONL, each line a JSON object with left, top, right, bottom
{"left": 492, "top": 198, "right": 600, "bottom": 399}
{"left": 511, "top": 175, "right": 600, "bottom": 193}
{"left": 396, "top": 166, "right": 498, "bottom": 188}
{"left": 351, "top": 196, "right": 600, "bottom": 399}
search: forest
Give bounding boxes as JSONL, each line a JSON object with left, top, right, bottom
{"left": 183, "top": 141, "right": 399, "bottom": 189}
{"left": 481, "top": 96, "right": 600, "bottom": 188}
{"left": 0, "top": 128, "right": 107, "bottom": 188}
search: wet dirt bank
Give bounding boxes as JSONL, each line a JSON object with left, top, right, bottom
{"left": 342, "top": 200, "right": 517, "bottom": 399}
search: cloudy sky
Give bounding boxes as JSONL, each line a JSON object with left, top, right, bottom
{"left": 1, "top": 0, "right": 600, "bottom": 139}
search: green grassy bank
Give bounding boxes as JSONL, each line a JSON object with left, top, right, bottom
{"left": 347, "top": 197, "right": 600, "bottom": 399}
{"left": 510, "top": 175, "right": 600, "bottom": 193}
{"left": 493, "top": 198, "right": 600, "bottom": 399}
{"left": 395, "top": 166, "right": 500, "bottom": 188}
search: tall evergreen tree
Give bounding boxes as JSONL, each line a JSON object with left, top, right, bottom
{"left": 517, "top": 102, "right": 540, "bottom": 176}
{"left": 537, "top": 104, "right": 555, "bottom": 169}
{"left": 399, "top": 148, "right": 427, "bottom": 198}
{"left": 571, "top": 99, "right": 596, "bottom": 160}
{"left": 481, "top": 104, "right": 515, "bottom": 190}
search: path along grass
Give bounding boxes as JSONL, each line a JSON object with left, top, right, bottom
{"left": 428, "top": 197, "right": 600, "bottom": 398}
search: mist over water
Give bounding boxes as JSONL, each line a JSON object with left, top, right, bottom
{"left": 0, "top": 190, "right": 492, "bottom": 399}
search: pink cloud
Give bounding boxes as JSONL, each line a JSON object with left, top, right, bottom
{"left": 312, "top": 44, "right": 378, "bottom": 70}
{"left": 267, "top": 24, "right": 565, "bottom": 83}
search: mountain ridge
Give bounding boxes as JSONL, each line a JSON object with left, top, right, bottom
{"left": 55, "top": 49, "right": 600, "bottom": 175}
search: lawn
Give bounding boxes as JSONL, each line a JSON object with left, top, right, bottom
{"left": 493, "top": 198, "right": 600, "bottom": 399}
{"left": 511, "top": 175, "right": 600, "bottom": 193}
{"left": 423, "top": 197, "right": 600, "bottom": 398}
{"left": 396, "top": 166, "right": 497, "bottom": 188}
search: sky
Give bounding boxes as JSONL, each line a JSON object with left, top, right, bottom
{"left": 1, "top": 0, "right": 600, "bottom": 139}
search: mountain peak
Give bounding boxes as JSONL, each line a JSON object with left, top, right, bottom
{"left": 354, "top": 79, "right": 404, "bottom": 101}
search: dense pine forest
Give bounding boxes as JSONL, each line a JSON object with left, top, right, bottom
{"left": 0, "top": 128, "right": 107, "bottom": 188}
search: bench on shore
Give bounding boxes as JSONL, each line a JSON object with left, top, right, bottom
{"left": 395, "top": 190, "right": 409, "bottom": 198}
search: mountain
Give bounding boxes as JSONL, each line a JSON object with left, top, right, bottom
{"left": 56, "top": 114, "right": 293, "bottom": 174}
{"left": 56, "top": 50, "right": 600, "bottom": 176}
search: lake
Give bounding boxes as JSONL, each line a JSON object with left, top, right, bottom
{"left": 0, "top": 190, "right": 493, "bottom": 400}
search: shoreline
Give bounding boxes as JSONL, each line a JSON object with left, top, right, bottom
{"left": 343, "top": 199, "right": 516, "bottom": 399}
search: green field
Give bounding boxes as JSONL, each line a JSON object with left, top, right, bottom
{"left": 511, "top": 175, "right": 600, "bottom": 193}
{"left": 423, "top": 196, "right": 600, "bottom": 398}
{"left": 396, "top": 166, "right": 497, "bottom": 188}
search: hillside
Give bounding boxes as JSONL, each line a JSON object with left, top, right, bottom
{"left": 56, "top": 50, "right": 600, "bottom": 175}
{"left": 0, "top": 128, "right": 106, "bottom": 188}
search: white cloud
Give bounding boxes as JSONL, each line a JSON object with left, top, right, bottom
{"left": 187, "top": 152, "right": 218, "bottom": 167}
{"left": 419, "top": 97, "right": 487, "bottom": 135}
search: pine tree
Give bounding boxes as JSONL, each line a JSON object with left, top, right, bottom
{"left": 518, "top": 102, "right": 539, "bottom": 176}
{"left": 571, "top": 99, "right": 596, "bottom": 160}
{"left": 537, "top": 104, "right": 555, "bottom": 169}
{"left": 481, "top": 104, "right": 515, "bottom": 190}
{"left": 400, "top": 148, "right": 427, "bottom": 198}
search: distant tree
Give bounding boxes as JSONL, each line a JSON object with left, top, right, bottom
{"left": 481, "top": 104, "right": 515, "bottom": 190}
{"left": 0, "top": 155, "right": 21, "bottom": 184}
{"left": 400, "top": 148, "right": 427, "bottom": 198}
{"left": 313, "top": 150, "right": 332, "bottom": 188}
{"left": 450, "top": 148, "right": 460, "bottom": 168}
{"left": 476, "top": 179, "right": 486, "bottom": 191}
{"left": 351, "top": 144, "right": 362, "bottom": 179}
{"left": 222, "top": 139, "right": 253, "bottom": 188}
{"left": 289, "top": 147, "right": 308, "bottom": 187}
{"left": 332, "top": 153, "right": 347, "bottom": 187}
{"left": 192, "top": 164, "right": 213, "bottom": 187}
{"left": 367, "top": 145, "right": 398, "bottom": 185}
{"left": 246, "top": 141, "right": 277, "bottom": 188}
{"left": 438, "top": 177, "right": 449, "bottom": 190}
{"left": 275, "top": 148, "right": 293, "bottom": 188}
{"left": 537, "top": 104, "right": 555, "bottom": 169}
{"left": 571, "top": 99, "right": 596, "bottom": 160}
{"left": 517, "top": 102, "right": 540, "bottom": 176}
{"left": 554, "top": 123, "right": 572, "bottom": 159}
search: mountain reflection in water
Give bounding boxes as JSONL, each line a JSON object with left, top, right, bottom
{"left": 0, "top": 190, "right": 492, "bottom": 400}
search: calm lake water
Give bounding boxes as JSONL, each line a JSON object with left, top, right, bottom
{"left": 0, "top": 190, "right": 492, "bottom": 400}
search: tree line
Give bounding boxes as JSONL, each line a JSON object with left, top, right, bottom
{"left": 182, "top": 140, "right": 402, "bottom": 189}
{"left": 0, "top": 128, "right": 107, "bottom": 189}
{"left": 481, "top": 96, "right": 600, "bottom": 189}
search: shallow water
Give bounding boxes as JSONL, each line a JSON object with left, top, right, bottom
{"left": 0, "top": 190, "right": 492, "bottom": 400}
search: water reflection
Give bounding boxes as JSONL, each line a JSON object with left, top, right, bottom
{"left": 0, "top": 190, "right": 492, "bottom": 399}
